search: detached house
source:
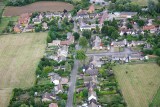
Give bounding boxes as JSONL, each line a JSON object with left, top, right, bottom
{"left": 142, "top": 25, "right": 157, "bottom": 33}
{"left": 92, "top": 36, "right": 103, "bottom": 50}
{"left": 54, "top": 84, "right": 63, "bottom": 94}
{"left": 60, "top": 33, "right": 74, "bottom": 45}
{"left": 77, "top": 9, "right": 89, "bottom": 19}
{"left": 42, "top": 92, "right": 56, "bottom": 102}
{"left": 88, "top": 90, "right": 97, "bottom": 103}
{"left": 111, "top": 39, "right": 127, "bottom": 47}
{"left": 14, "top": 24, "right": 23, "bottom": 33}
{"left": 48, "top": 72, "right": 61, "bottom": 85}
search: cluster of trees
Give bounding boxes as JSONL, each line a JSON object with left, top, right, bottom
{"left": 147, "top": 0, "right": 160, "bottom": 15}
{"left": 47, "top": 17, "right": 73, "bottom": 43}
{"left": 101, "top": 19, "right": 119, "bottom": 40}
{"left": 109, "top": 0, "right": 141, "bottom": 12}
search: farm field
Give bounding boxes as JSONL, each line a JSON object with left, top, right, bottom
{"left": 3, "top": 1, "right": 74, "bottom": 16}
{"left": 0, "top": 32, "right": 47, "bottom": 107}
{"left": 113, "top": 63, "right": 160, "bottom": 107}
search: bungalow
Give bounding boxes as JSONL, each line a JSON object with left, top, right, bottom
{"left": 42, "top": 92, "right": 56, "bottom": 102}
{"left": 92, "top": 36, "right": 103, "bottom": 50}
{"left": 111, "top": 39, "right": 127, "bottom": 47}
{"left": 54, "top": 84, "right": 63, "bottom": 94}
{"left": 48, "top": 72, "right": 61, "bottom": 85}
{"left": 18, "top": 13, "right": 32, "bottom": 25}
{"left": 49, "top": 103, "right": 58, "bottom": 107}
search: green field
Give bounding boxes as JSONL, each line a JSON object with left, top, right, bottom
{"left": 150, "top": 87, "right": 160, "bottom": 107}
{"left": 113, "top": 63, "right": 160, "bottom": 107}
{"left": 132, "top": 0, "right": 158, "bottom": 6}
{"left": 0, "top": 32, "right": 47, "bottom": 107}
{"left": 0, "top": 16, "right": 18, "bottom": 33}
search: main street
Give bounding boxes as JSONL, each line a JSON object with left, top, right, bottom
{"left": 66, "top": 60, "right": 79, "bottom": 107}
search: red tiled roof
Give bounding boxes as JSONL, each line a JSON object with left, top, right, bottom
{"left": 88, "top": 5, "right": 95, "bottom": 13}
{"left": 142, "top": 25, "right": 156, "bottom": 30}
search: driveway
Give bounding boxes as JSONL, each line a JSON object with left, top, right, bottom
{"left": 66, "top": 60, "right": 79, "bottom": 107}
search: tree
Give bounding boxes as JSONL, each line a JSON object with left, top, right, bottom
{"left": 20, "top": 104, "right": 29, "bottom": 107}
{"left": 43, "top": 66, "right": 53, "bottom": 72}
{"left": 82, "top": 30, "right": 91, "bottom": 39}
{"left": 73, "top": 32, "right": 80, "bottom": 40}
{"left": 76, "top": 50, "right": 87, "bottom": 63}
{"left": 127, "top": 23, "right": 133, "bottom": 29}
{"left": 136, "top": 19, "right": 145, "bottom": 27}
{"left": 79, "top": 37, "right": 88, "bottom": 48}
{"left": 156, "top": 57, "right": 160, "bottom": 66}
{"left": 101, "top": 25, "right": 108, "bottom": 35}
{"left": 47, "top": 36, "right": 52, "bottom": 43}
{"left": 111, "top": 30, "right": 119, "bottom": 39}
{"left": 65, "top": 62, "right": 71, "bottom": 71}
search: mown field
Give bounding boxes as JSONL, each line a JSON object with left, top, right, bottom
{"left": 3, "top": 1, "right": 74, "bottom": 16}
{"left": 0, "top": 32, "right": 47, "bottom": 107}
{"left": 113, "top": 63, "right": 160, "bottom": 107}
{"left": 132, "top": 0, "right": 158, "bottom": 6}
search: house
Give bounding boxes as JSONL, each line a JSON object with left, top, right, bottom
{"left": 99, "top": 11, "right": 108, "bottom": 25}
{"left": 42, "top": 92, "right": 56, "bottom": 102}
{"left": 45, "top": 12, "right": 53, "bottom": 19}
{"left": 90, "top": 56, "right": 104, "bottom": 67}
{"left": 54, "top": 84, "right": 63, "bottom": 94}
{"left": 53, "top": 12, "right": 62, "bottom": 18}
{"left": 18, "top": 13, "right": 32, "bottom": 25}
{"left": 48, "top": 72, "right": 61, "bottom": 85}
{"left": 113, "top": 12, "right": 137, "bottom": 20}
{"left": 86, "top": 69, "right": 98, "bottom": 76}
{"left": 77, "top": 9, "right": 89, "bottom": 19}
{"left": 88, "top": 5, "right": 95, "bottom": 13}
{"left": 60, "top": 33, "right": 74, "bottom": 45}
{"left": 128, "top": 41, "right": 145, "bottom": 47}
{"left": 24, "top": 24, "right": 34, "bottom": 32}
{"left": 142, "top": 25, "right": 156, "bottom": 33}
{"left": 92, "top": 36, "right": 103, "bottom": 50}
{"left": 57, "top": 45, "right": 68, "bottom": 57}
{"left": 32, "top": 17, "right": 41, "bottom": 24}
{"left": 60, "top": 77, "right": 69, "bottom": 84}
{"left": 88, "top": 90, "right": 97, "bottom": 103}
{"left": 42, "top": 22, "right": 48, "bottom": 30}
{"left": 48, "top": 40, "right": 61, "bottom": 47}
{"left": 111, "top": 39, "right": 127, "bottom": 47}
{"left": 83, "top": 76, "right": 98, "bottom": 85}
{"left": 88, "top": 102, "right": 98, "bottom": 107}
{"left": 14, "top": 24, "right": 23, "bottom": 33}
{"left": 49, "top": 103, "right": 58, "bottom": 107}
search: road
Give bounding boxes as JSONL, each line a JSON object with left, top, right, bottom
{"left": 66, "top": 60, "right": 79, "bottom": 107}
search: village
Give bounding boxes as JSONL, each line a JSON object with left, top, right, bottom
{"left": 1, "top": 0, "right": 160, "bottom": 107}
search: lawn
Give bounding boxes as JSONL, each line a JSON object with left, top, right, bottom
{"left": 113, "top": 63, "right": 160, "bottom": 107}
{"left": 150, "top": 87, "right": 160, "bottom": 107}
{"left": 0, "top": 16, "right": 18, "bottom": 33}
{"left": 0, "top": 32, "right": 47, "bottom": 107}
